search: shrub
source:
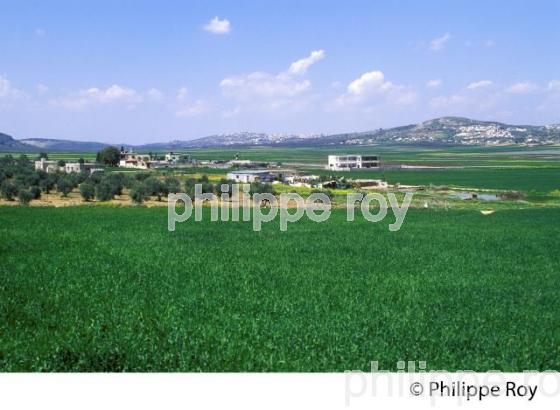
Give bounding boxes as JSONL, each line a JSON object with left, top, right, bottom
{"left": 310, "top": 189, "right": 333, "bottom": 201}
{"left": 80, "top": 182, "right": 96, "bottom": 201}
{"left": 249, "top": 182, "right": 276, "bottom": 195}
{"left": 40, "top": 174, "right": 57, "bottom": 193}
{"left": 1, "top": 181, "right": 18, "bottom": 200}
{"left": 130, "top": 182, "right": 149, "bottom": 204}
{"left": 103, "top": 174, "right": 124, "bottom": 196}
{"left": 184, "top": 178, "right": 196, "bottom": 197}
{"left": 97, "top": 146, "right": 120, "bottom": 167}
{"left": 74, "top": 171, "right": 89, "bottom": 185}
{"left": 57, "top": 178, "right": 73, "bottom": 197}
{"left": 29, "top": 186, "right": 42, "bottom": 200}
{"left": 95, "top": 181, "right": 114, "bottom": 201}
{"left": 165, "top": 177, "right": 181, "bottom": 194}
{"left": 145, "top": 177, "right": 167, "bottom": 200}
{"left": 17, "top": 189, "right": 33, "bottom": 205}
{"left": 134, "top": 172, "right": 151, "bottom": 181}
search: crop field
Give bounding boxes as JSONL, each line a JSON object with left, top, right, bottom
{"left": 307, "top": 167, "right": 560, "bottom": 193}
{"left": 1, "top": 206, "right": 559, "bottom": 372}
{"left": 3, "top": 144, "right": 560, "bottom": 167}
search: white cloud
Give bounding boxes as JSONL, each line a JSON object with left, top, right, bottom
{"left": 0, "top": 75, "right": 23, "bottom": 99}
{"left": 35, "top": 28, "right": 46, "bottom": 37}
{"left": 467, "top": 80, "right": 493, "bottom": 90}
{"left": 504, "top": 82, "right": 539, "bottom": 94}
{"left": 175, "top": 99, "right": 209, "bottom": 117}
{"left": 203, "top": 17, "right": 231, "bottom": 34}
{"left": 547, "top": 80, "right": 560, "bottom": 92}
{"left": 220, "top": 50, "right": 325, "bottom": 110}
{"left": 426, "top": 79, "right": 442, "bottom": 89}
{"left": 37, "top": 84, "right": 49, "bottom": 95}
{"left": 430, "top": 94, "right": 467, "bottom": 109}
{"left": 86, "top": 85, "right": 140, "bottom": 103}
{"left": 431, "top": 82, "right": 502, "bottom": 111}
{"left": 484, "top": 39, "right": 495, "bottom": 47}
{"left": 145, "top": 88, "right": 163, "bottom": 101}
{"left": 222, "top": 106, "right": 241, "bottom": 118}
{"left": 335, "top": 70, "right": 417, "bottom": 108}
{"left": 288, "top": 50, "right": 325, "bottom": 75}
{"left": 53, "top": 84, "right": 143, "bottom": 109}
{"left": 221, "top": 72, "right": 310, "bottom": 100}
{"left": 429, "top": 33, "right": 451, "bottom": 51}
{"left": 176, "top": 86, "right": 189, "bottom": 100}
{"left": 0, "top": 75, "right": 13, "bottom": 98}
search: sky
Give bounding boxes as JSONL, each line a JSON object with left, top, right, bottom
{"left": 0, "top": 0, "right": 559, "bottom": 143}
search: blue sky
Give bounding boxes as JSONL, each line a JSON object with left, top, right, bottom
{"left": 0, "top": 0, "right": 559, "bottom": 143}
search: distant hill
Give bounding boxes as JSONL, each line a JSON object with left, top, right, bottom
{"left": 0, "top": 132, "right": 34, "bottom": 151}
{"left": 137, "top": 117, "right": 560, "bottom": 149}
{"left": 139, "top": 132, "right": 323, "bottom": 150}
{"left": 20, "top": 138, "right": 110, "bottom": 152}
{"left": 3, "top": 117, "right": 560, "bottom": 152}
{"left": 318, "top": 117, "right": 560, "bottom": 146}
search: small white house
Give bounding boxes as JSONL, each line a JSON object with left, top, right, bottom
{"left": 327, "top": 155, "right": 379, "bottom": 171}
{"left": 64, "top": 163, "right": 82, "bottom": 173}
{"left": 119, "top": 151, "right": 151, "bottom": 169}
{"left": 226, "top": 170, "right": 273, "bottom": 183}
{"left": 165, "top": 152, "right": 185, "bottom": 164}
{"left": 35, "top": 158, "right": 59, "bottom": 173}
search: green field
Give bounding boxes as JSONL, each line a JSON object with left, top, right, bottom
{"left": 1, "top": 206, "right": 559, "bottom": 371}
{"left": 3, "top": 144, "right": 560, "bottom": 167}
{"left": 307, "top": 167, "right": 560, "bottom": 193}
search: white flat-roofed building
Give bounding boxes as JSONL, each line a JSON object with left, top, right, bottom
{"left": 34, "top": 158, "right": 59, "bottom": 173}
{"left": 327, "top": 154, "right": 379, "bottom": 171}
{"left": 165, "top": 152, "right": 184, "bottom": 164}
{"left": 119, "top": 152, "right": 151, "bottom": 169}
{"left": 226, "top": 170, "right": 274, "bottom": 183}
{"left": 64, "top": 163, "right": 82, "bottom": 173}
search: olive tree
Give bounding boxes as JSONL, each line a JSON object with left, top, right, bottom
{"left": 80, "top": 182, "right": 96, "bottom": 201}
{"left": 130, "top": 182, "right": 149, "bottom": 204}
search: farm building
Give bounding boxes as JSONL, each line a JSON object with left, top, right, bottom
{"left": 228, "top": 159, "right": 269, "bottom": 168}
{"left": 164, "top": 152, "right": 188, "bottom": 164}
{"left": 64, "top": 163, "right": 82, "bottom": 173}
{"left": 352, "top": 179, "right": 388, "bottom": 189}
{"left": 226, "top": 170, "right": 274, "bottom": 183}
{"left": 34, "top": 158, "right": 60, "bottom": 173}
{"left": 35, "top": 158, "right": 97, "bottom": 174}
{"left": 119, "top": 150, "right": 151, "bottom": 169}
{"left": 327, "top": 154, "right": 379, "bottom": 171}
{"left": 283, "top": 174, "right": 320, "bottom": 188}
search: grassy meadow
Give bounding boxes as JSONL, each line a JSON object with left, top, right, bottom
{"left": 1, "top": 145, "right": 559, "bottom": 372}
{"left": 1, "top": 206, "right": 559, "bottom": 372}
{"left": 307, "top": 167, "right": 560, "bottom": 193}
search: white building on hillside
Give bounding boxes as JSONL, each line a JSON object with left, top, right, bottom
{"left": 326, "top": 155, "right": 379, "bottom": 171}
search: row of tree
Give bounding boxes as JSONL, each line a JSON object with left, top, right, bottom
{"left": 1, "top": 154, "right": 287, "bottom": 205}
